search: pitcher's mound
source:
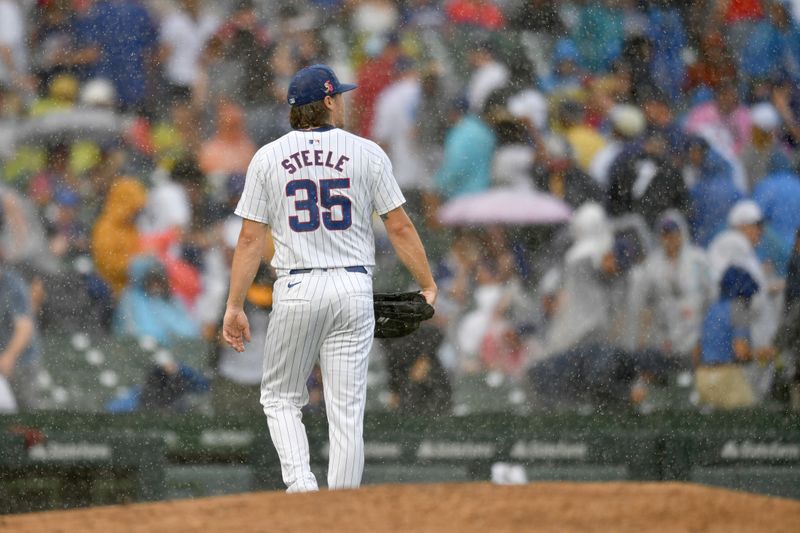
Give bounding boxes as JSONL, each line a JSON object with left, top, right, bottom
{"left": 2, "top": 482, "right": 799, "bottom": 532}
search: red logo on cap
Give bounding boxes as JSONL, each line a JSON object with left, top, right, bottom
{"left": 324, "top": 80, "right": 334, "bottom": 94}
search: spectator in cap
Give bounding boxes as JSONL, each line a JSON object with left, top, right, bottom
{"left": 708, "top": 200, "right": 782, "bottom": 368}
{"left": 630, "top": 210, "right": 714, "bottom": 367}
{"left": 589, "top": 104, "right": 645, "bottom": 190}
{"left": 695, "top": 265, "right": 761, "bottom": 410}
{"left": 742, "top": 102, "right": 793, "bottom": 190}
{"left": 709, "top": 199, "right": 766, "bottom": 282}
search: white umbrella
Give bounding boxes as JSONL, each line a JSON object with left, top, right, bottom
{"left": 438, "top": 187, "right": 572, "bottom": 226}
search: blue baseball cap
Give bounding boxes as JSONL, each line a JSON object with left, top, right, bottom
{"left": 287, "top": 64, "right": 357, "bottom": 106}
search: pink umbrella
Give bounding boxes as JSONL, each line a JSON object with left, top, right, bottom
{"left": 438, "top": 187, "right": 572, "bottom": 226}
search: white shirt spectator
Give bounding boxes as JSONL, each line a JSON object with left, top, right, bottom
{"left": 138, "top": 171, "right": 191, "bottom": 234}
{"left": 372, "top": 75, "right": 427, "bottom": 190}
{"left": 589, "top": 141, "right": 623, "bottom": 190}
{"left": 160, "top": 8, "right": 219, "bottom": 87}
{"left": 708, "top": 228, "right": 779, "bottom": 349}
{"left": 468, "top": 60, "right": 509, "bottom": 114}
{"left": 0, "top": 0, "right": 27, "bottom": 84}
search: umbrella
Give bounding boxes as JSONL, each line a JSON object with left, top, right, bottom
{"left": 15, "top": 108, "right": 123, "bottom": 146}
{"left": 438, "top": 187, "right": 572, "bottom": 226}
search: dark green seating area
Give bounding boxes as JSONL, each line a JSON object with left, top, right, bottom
{"left": 37, "top": 334, "right": 213, "bottom": 412}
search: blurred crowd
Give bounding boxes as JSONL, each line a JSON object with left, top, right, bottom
{"left": 1, "top": 0, "right": 800, "bottom": 415}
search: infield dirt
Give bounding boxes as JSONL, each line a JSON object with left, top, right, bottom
{"left": 1, "top": 482, "right": 799, "bottom": 532}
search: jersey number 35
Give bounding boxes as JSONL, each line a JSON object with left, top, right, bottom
{"left": 286, "top": 178, "right": 352, "bottom": 232}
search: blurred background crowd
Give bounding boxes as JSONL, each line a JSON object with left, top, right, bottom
{"left": 1, "top": 0, "right": 800, "bottom": 417}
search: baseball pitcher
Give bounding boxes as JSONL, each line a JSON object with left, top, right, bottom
{"left": 223, "top": 64, "right": 437, "bottom": 492}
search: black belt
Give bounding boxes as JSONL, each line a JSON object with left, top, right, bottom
{"left": 289, "top": 266, "right": 367, "bottom": 275}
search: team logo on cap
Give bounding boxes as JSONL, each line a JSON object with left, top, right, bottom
{"left": 324, "top": 80, "right": 334, "bottom": 94}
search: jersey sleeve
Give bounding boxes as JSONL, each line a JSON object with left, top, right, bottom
{"left": 235, "top": 149, "right": 271, "bottom": 224}
{"left": 371, "top": 150, "right": 406, "bottom": 216}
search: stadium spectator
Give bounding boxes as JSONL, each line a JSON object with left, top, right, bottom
{"left": 631, "top": 211, "right": 714, "bottom": 367}
{"left": 197, "top": 99, "right": 256, "bottom": 177}
{"left": 751, "top": 151, "right": 800, "bottom": 268}
{"left": 607, "top": 129, "right": 690, "bottom": 227}
{"left": 741, "top": 102, "right": 791, "bottom": 191}
{"left": 433, "top": 93, "right": 496, "bottom": 200}
{"left": 589, "top": 104, "right": 646, "bottom": 191}
{"left": 382, "top": 324, "right": 452, "bottom": 415}
{"left": 200, "top": 0, "right": 271, "bottom": 107}
{"left": 113, "top": 255, "right": 200, "bottom": 347}
{"left": 708, "top": 200, "right": 781, "bottom": 397}
{"left": 686, "top": 137, "right": 743, "bottom": 247}
{"left": 29, "top": 0, "right": 99, "bottom": 90}
{"left": 684, "top": 31, "right": 738, "bottom": 94}
{"left": 0, "top": 256, "right": 44, "bottom": 411}
{"left": 571, "top": 0, "right": 625, "bottom": 73}
{"left": 466, "top": 38, "right": 509, "bottom": 115}
{"left": 445, "top": 0, "right": 505, "bottom": 30}
{"left": 695, "top": 265, "right": 761, "bottom": 410}
{"left": 372, "top": 58, "right": 427, "bottom": 204}
{"left": 0, "top": 0, "right": 30, "bottom": 91}
{"left": 684, "top": 81, "right": 751, "bottom": 190}
{"left": 91, "top": 177, "right": 147, "bottom": 296}
{"left": 530, "top": 135, "right": 604, "bottom": 208}
{"left": 81, "top": 0, "right": 158, "bottom": 110}
{"left": 106, "top": 351, "right": 209, "bottom": 413}
{"left": 158, "top": 0, "right": 218, "bottom": 102}
{"left": 775, "top": 230, "right": 800, "bottom": 410}
{"left": 556, "top": 100, "right": 606, "bottom": 173}
{"left": 212, "top": 263, "right": 271, "bottom": 415}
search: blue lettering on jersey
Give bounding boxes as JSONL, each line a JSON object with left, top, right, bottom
{"left": 281, "top": 150, "right": 347, "bottom": 175}
{"left": 286, "top": 178, "right": 352, "bottom": 232}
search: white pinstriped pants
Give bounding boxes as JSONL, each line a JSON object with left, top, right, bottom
{"left": 260, "top": 269, "right": 374, "bottom": 493}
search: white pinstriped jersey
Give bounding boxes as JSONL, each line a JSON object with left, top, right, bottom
{"left": 235, "top": 126, "right": 406, "bottom": 270}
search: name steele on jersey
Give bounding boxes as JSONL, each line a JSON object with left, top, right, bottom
{"left": 281, "top": 149, "right": 350, "bottom": 174}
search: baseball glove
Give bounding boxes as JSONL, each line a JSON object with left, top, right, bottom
{"left": 373, "top": 292, "right": 435, "bottom": 338}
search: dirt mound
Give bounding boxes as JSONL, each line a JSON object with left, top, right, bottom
{"left": 1, "top": 482, "right": 799, "bottom": 532}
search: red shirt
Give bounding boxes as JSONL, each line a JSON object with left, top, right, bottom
{"left": 445, "top": 0, "right": 505, "bottom": 30}
{"left": 724, "top": 0, "right": 763, "bottom": 23}
{"left": 354, "top": 53, "right": 398, "bottom": 138}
